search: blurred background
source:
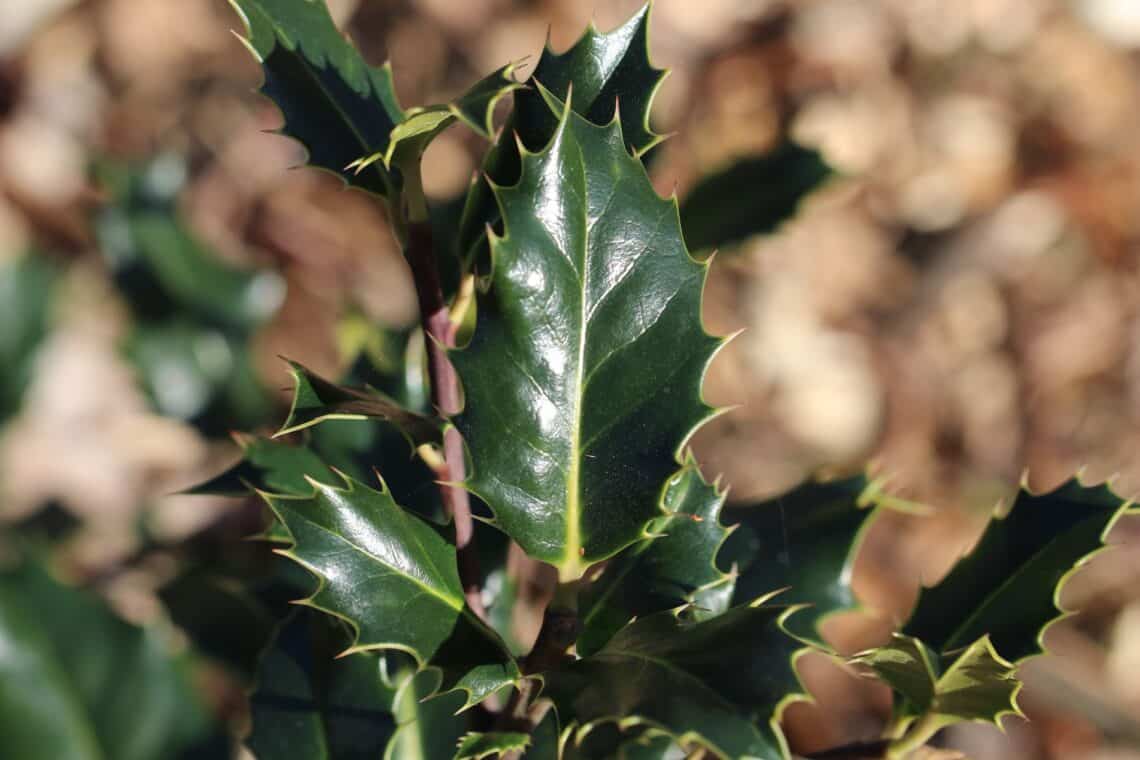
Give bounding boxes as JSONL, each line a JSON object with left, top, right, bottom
{"left": 2, "top": 0, "right": 1140, "bottom": 758}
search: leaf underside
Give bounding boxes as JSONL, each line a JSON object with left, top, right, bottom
{"left": 452, "top": 99, "right": 720, "bottom": 578}
{"left": 277, "top": 359, "right": 441, "bottom": 445}
{"left": 263, "top": 474, "right": 520, "bottom": 707}
{"left": 543, "top": 605, "right": 806, "bottom": 760}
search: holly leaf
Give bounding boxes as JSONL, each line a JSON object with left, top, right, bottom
{"left": 186, "top": 432, "right": 338, "bottom": 497}
{"left": 454, "top": 731, "right": 531, "bottom": 760}
{"left": 229, "top": 0, "right": 405, "bottom": 196}
{"left": 543, "top": 604, "right": 807, "bottom": 760}
{"left": 386, "top": 668, "right": 468, "bottom": 760}
{"left": 679, "top": 141, "right": 831, "bottom": 254}
{"left": 349, "top": 63, "right": 523, "bottom": 175}
{"left": 720, "top": 474, "right": 892, "bottom": 644}
{"left": 855, "top": 476, "right": 1136, "bottom": 735}
{"left": 247, "top": 609, "right": 400, "bottom": 759}
{"left": 277, "top": 359, "right": 442, "bottom": 446}
{"left": 905, "top": 477, "right": 1136, "bottom": 660}
{"left": 0, "top": 558, "right": 212, "bottom": 760}
{"left": 853, "top": 634, "right": 1019, "bottom": 732}
{"left": 263, "top": 473, "right": 520, "bottom": 706}
{"left": 456, "top": 2, "right": 666, "bottom": 273}
{"left": 452, "top": 97, "right": 721, "bottom": 579}
{"left": 577, "top": 458, "right": 734, "bottom": 656}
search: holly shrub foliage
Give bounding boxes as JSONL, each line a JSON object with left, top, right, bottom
{"left": 3, "top": 2, "right": 1135, "bottom": 760}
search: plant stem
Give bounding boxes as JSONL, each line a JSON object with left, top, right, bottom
{"left": 886, "top": 713, "right": 944, "bottom": 758}
{"left": 398, "top": 168, "right": 484, "bottom": 620}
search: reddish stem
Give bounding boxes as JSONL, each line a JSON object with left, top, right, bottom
{"left": 405, "top": 220, "right": 485, "bottom": 619}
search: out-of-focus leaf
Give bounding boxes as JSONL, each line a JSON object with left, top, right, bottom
{"left": 0, "top": 253, "right": 55, "bottom": 421}
{"left": 543, "top": 605, "right": 807, "bottom": 760}
{"left": 186, "top": 433, "right": 338, "bottom": 498}
{"left": 679, "top": 142, "right": 831, "bottom": 254}
{"left": 263, "top": 473, "right": 520, "bottom": 707}
{"left": 229, "top": 0, "right": 405, "bottom": 197}
{"left": 0, "top": 558, "right": 212, "bottom": 760}
{"left": 577, "top": 459, "right": 733, "bottom": 656}
{"left": 277, "top": 359, "right": 441, "bottom": 445}
{"left": 385, "top": 668, "right": 468, "bottom": 760}
{"left": 452, "top": 96, "right": 720, "bottom": 579}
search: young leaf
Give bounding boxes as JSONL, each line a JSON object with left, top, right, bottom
{"left": 853, "top": 634, "right": 1019, "bottom": 732}
{"left": 263, "top": 473, "right": 520, "bottom": 706}
{"left": 350, "top": 64, "right": 523, "bottom": 175}
{"left": 456, "top": 3, "right": 666, "bottom": 271}
{"left": 454, "top": 731, "right": 531, "bottom": 760}
{"left": 0, "top": 559, "right": 212, "bottom": 760}
{"left": 247, "top": 609, "right": 400, "bottom": 759}
{"left": 679, "top": 141, "right": 832, "bottom": 254}
{"left": 855, "top": 476, "right": 1136, "bottom": 735}
{"left": 720, "top": 474, "right": 889, "bottom": 643}
{"left": 277, "top": 359, "right": 442, "bottom": 445}
{"left": 542, "top": 604, "right": 807, "bottom": 760}
{"left": 229, "top": 0, "right": 405, "bottom": 196}
{"left": 577, "top": 459, "right": 734, "bottom": 655}
{"left": 452, "top": 98, "right": 722, "bottom": 579}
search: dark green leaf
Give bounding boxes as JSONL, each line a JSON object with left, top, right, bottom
{"left": 905, "top": 477, "right": 1136, "bottom": 661}
{"left": 229, "top": 0, "right": 405, "bottom": 196}
{"left": 721, "top": 474, "right": 889, "bottom": 643}
{"left": 454, "top": 731, "right": 530, "bottom": 759}
{"left": 263, "top": 474, "right": 520, "bottom": 706}
{"left": 679, "top": 142, "right": 831, "bottom": 254}
{"left": 386, "top": 669, "right": 468, "bottom": 760}
{"left": 543, "top": 605, "right": 807, "bottom": 760}
{"left": 247, "top": 609, "right": 400, "bottom": 759}
{"left": 456, "top": 2, "right": 666, "bottom": 273}
{"left": 577, "top": 459, "right": 733, "bottom": 655}
{"left": 278, "top": 359, "right": 442, "bottom": 445}
{"left": 0, "top": 559, "right": 211, "bottom": 760}
{"left": 453, "top": 98, "right": 721, "bottom": 579}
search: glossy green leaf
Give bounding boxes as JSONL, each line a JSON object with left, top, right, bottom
{"left": 543, "top": 604, "right": 807, "bottom": 760}
{"left": 0, "top": 253, "right": 55, "bottom": 421}
{"left": 720, "top": 474, "right": 890, "bottom": 643}
{"left": 679, "top": 142, "right": 831, "bottom": 254}
{"left": 277, "top": 359, "right": 441, "bottom": 445}
{"left": 577, "top": 459, "right": 733, "bottom": 655}
{"left": 453, "top": 98, "right": 720, "bottom": 579}
{"left": 905, "top": 477, "right": 1136, "bottom": 661}
{"left": 263, "top": 473, "right": 520, "bottom": 706}
{"left": 853, "top": 634, "right": 1019, "bottom": 732}
{"left": 454, "top": 731, "right": 531, "bottom": 759}
{"left": 247, "top": 609, "right": 400, "bottom": 759}
{"left": 0, "top": 559, "right": 211, "bottom": 760}
{"left": 456, "top": 3, "right": 666, "bottom": 272}
{"left": 229, "top": 0, "right": 405, "bottom": 196}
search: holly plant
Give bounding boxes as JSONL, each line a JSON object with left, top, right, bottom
{"left": 180, "top": 2, "right": 1140, "bottom": 758}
